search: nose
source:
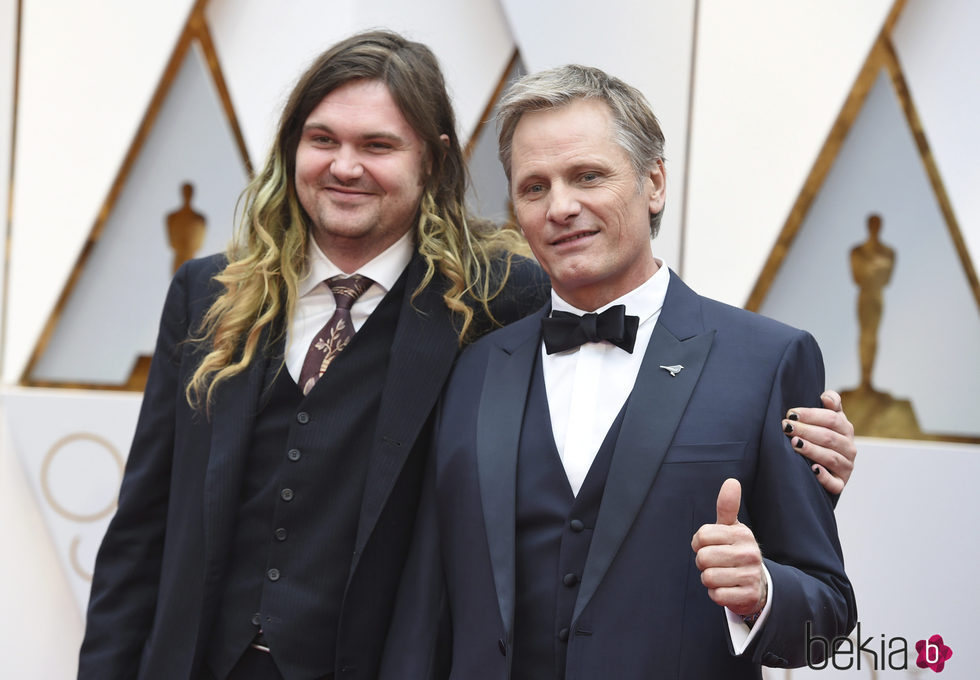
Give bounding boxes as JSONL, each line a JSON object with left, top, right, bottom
{"left": 545, "top": 183, "right": 581, "bottom": 225}
{"left": 330, "top": 145, "right": 363, "bottom": 182}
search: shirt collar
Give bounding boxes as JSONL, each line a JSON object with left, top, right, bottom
{"left": 299, "top": 229, "right": 415, "bottom": 297}
{"left": 551, "top": 257, "right": 670, "bottom": 325}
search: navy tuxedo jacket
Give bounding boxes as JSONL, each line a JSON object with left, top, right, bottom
{"left": 383, "top": 271, "right": 856, "bottom": 680}
{"left": 79, "top": 251, "right": 548, "bottom": 680}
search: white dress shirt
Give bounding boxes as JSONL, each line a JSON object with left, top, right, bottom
{"left": 541, "top": 259, "right": 669, "bottom": 497}
{"left": 285, "top": 231, "right": 414, "bottom": 382}
{"left": 540, "top": 257, "right": 771, "bottom": 653}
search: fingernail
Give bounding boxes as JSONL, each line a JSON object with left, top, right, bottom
{"left": 788, "top": 412, "right": 799, "bottom": 421}
{"left": 795, "top": 438, "right": 804, "bottom": 449}
{"left": 783, "top": 422, "right": 794, "bottom": 433}
{"left": 812, "top": 466, "right": 820, "bottom": 475}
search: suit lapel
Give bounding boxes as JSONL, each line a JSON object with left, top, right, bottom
{"left": 203, "top": 332, "right": 277, "bottom": 582}
{"left": 351, "top": 255, "right": 460, "bottom": 565}
{"left": 573, "top": 272, "right": 714, "bottom": 622}
{"left": 477, "top": 307, "right": 547, "bottom": 639}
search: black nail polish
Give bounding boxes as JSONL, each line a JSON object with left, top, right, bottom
{"left": 812, "top": 466, "right": 820, "bottom": 475}
{"left": 795, "top": 438, "right": 804, "bottom": 449}
{"left": 788, "top": 412, "right": 799, "bottom": 421}
{"left": 783, "top": 423, "right": 793, "bottom": 433}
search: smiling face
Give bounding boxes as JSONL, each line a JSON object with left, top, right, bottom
{"left": 509, "top": 98, "right": 665, "bottom": 311}
{"left": 294, "top": 79, "right": 429, "bottom": 272}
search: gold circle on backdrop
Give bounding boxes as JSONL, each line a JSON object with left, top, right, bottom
{"left": 69, "top": 536, "right": 94, "bottom": 582}
{"left": 41, "top": 432, "right": 124, "bottom": 522}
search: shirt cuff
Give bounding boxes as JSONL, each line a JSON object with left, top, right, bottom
{"left": 726, "top": 563, "right": 773, "bottom": 655}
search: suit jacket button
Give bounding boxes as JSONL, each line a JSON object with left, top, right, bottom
{"left": 498, "top": 639, "right": 506, "bottom": 656}
{"left": 267, "top": 568, "right": 280, "bottom": 582}
{"left": 569, "top": 519, "right": 585, "bottom": 532}
{"left": 280, "top": 488, "right": 294, "bottom": 501}
{"left": 558, "top": 628, "right": 570, "bottom": 642}
{"left": 296, "top": 411, "right": 310, "bottom": 424}
{"left": 275, "top": 527, "right": 287, "bottom": 541}
{"left": 562, "top": 573, "right": 578, "bottom": 587}
{"left": 287, "top": 448, "right": 301, "bottom": 461}
{"left": 250, "top": 613, "right": 261, "bottom": 626}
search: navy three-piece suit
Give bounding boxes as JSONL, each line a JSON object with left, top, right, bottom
{"left": 382, "top": 271, "right": 856, "bottom": 679}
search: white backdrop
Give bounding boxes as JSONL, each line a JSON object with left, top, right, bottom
{"left": 1, "top": 1, "right": 977, "bottom": 677}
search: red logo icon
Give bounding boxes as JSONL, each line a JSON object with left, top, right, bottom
{"left": 915, "top": 634, "right": 953, "bottom": 673}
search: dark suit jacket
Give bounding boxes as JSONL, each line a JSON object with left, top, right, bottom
{"left": 383, "top": 271, "right": 856, "bottom": 680}
{"left": 78, "top": 251, "right": 548, "bottom": 680}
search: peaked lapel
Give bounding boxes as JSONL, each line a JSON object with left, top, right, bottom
{"left": 351, "top": 254, "right": 461, "bottom": 567}
{"left": 202, "top": 329, "right": 278, "bottom": 584}
{"left": 573, "top": 272, "right": 714, "bottom": 622}
{"left": 476, "top": 305, "right": 549, "bottom": 639}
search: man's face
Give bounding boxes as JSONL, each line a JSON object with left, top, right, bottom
{"left": 509, "top": 99, "right": 665, "bottom": 311}
{"left": 295, "top": 79, "right": 428, "bottom": 271}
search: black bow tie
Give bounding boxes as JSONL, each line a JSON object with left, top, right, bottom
{"left": 541, "top": 304, "right": 639, "bottom": 355}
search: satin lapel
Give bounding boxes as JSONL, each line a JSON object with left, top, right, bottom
{"left": 573, "top": 274, "right": 714, "bottom": 622}
{"left": 351, "top": 256, "right": 460, "bottom": 565}
{"left": 203, "top": 334, "right": 277, "bottom": 583}
{"left": 477, "top": 309, "right": 545, "bottom": 640}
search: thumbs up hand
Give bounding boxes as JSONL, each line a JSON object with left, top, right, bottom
{"left": 691, "top": 478, "right": 767, "bottom": 618}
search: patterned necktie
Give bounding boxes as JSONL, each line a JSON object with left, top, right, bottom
{"left": 298, "top": 274, "right": 373, "bottom": 395}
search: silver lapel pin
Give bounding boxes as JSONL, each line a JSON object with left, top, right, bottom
{"left": 659, "top": 364, "right": 684, "bottom": 377}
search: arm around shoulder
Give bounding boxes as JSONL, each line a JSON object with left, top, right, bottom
{"left": 744, "top": 331, "right": 857, "bottom": 668}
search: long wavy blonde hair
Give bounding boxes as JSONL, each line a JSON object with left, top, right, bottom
{"left": 186, "top": 30, "right": 526, "bottom": 411}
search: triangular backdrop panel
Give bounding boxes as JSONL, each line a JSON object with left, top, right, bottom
{"left": 759, "top": 72, "right": 979, "bottom": 438}
{"left": 684, "top": 0, "right": 894, "bottom": 305}
{"left": 31, "top": 43, "right": 247, "bottom": 385}
{"left": 6, "top": 0, "right": 195, "bottom": 382}
{"left": 892, "top": 0, "right": 980, "bottom": 268}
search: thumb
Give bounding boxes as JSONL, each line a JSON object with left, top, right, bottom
{"left": 716, "top": 478, "right": 741, "bottom": 526}
{"left": 821, "top": 389, "right": 843, "bottom": 411}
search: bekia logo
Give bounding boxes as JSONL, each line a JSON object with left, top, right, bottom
{"left": 806, "top": 622, "right": 954, "bottom": 672}
{"left": 915, "top": 635, "right": 953, "bottom": 673}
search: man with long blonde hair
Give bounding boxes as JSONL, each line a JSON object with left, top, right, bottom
{"left": 80, "top": 31, "right": 855, "bottom": 680}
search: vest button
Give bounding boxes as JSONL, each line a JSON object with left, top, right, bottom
{"left": 267, "top": 568, "right": 280, "bottom": 582}
{"left": 275, "top": 527, "right": 287, "bottom": 541}
{"left": 250, "top": 613, "right": 261, "bottom": 626}
{"left": 558, "top": 627, "right": 570, "bottom": 642}
{"left": 280, "top": 488, "right": 294, "bottom": 502}
{"left": 569, "top": 519, "right": 585, "bottom": 532}
{"left": 562, "top": 572, "right": 578, "bottom": 587}
{"left": 287, "top": 448, "right": 301, "bottom": 461}
{"left": 296, "top": 411, "right": 310, "bottom": 424}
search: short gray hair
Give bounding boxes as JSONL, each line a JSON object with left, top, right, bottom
{"left": 496, "top": 64, "right": 666, "bottom": 237}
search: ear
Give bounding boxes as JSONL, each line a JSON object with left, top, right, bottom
{"left": 439, "top": 133, "right": 450, "bottom": 149}
{"left": 647, "top": 158, "right": 666, "bottom": 215}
